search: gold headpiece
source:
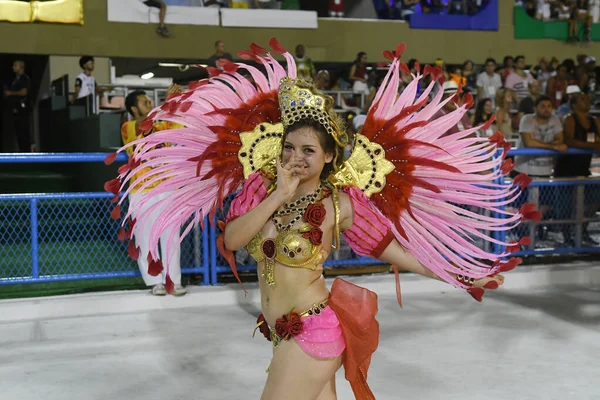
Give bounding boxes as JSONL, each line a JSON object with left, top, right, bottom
{"left": 278, "top": 77, "right": 348, "bottom": 147}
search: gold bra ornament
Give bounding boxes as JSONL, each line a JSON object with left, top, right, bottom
{"left": 246, "top": 224, "right": 323, "bottom": 286}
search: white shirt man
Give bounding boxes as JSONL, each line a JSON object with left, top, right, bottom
{"left": 476, "top": 58, "right": 502, "bottom": 108}
{"left": 75, "top": 56, "right": 97, "bottom": 112}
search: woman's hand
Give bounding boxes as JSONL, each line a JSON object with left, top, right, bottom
{"left": 274, "top": 157, "right": 307, "bottom": 203}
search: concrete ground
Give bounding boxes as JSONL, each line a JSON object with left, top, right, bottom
{"left": 1, "top": 263, "right": 599, "bottom": 400}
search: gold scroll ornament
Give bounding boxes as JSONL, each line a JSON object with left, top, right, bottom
{"left": 0, "top": 0, "right": 83, "bottom": 24}
{"left": 238, "top": 122, "right": 394, "bottom": 198}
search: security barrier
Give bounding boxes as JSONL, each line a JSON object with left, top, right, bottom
{"left": 0, "top": 149, "right": 598, "bottom": 286}
{"left": 0, "top": 153, "right": 209, "bottom": 285}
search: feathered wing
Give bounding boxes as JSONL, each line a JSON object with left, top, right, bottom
{"left": 104, "top": 38, "right": 295, "bottom": 293}
{"left": 360, "top": 44, "right": 540, "bottom": 295}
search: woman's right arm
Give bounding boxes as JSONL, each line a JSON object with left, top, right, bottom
{"left": 224, "top": 157, "right": 307, "bottom": 250}
{"left": 224, "top": 189, "right": 286, "bottom": 251}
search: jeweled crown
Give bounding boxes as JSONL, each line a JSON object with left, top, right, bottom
{"left": 278, "top": 77, "right": 347, "bottom": 146}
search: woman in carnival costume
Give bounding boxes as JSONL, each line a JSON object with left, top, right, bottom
{"left": 105, "top": 39, "right": 539, "bottom": 399}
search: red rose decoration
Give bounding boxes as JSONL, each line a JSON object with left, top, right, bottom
{"left": 274, "top": 312, "right": 304, "bottom": 340}
{"left": 256, "top": 314, "right": 271, "bottom": 341}
{"left": 286, "top": 313, "right": 304, "bottom": 336}
{"left": 275, "top": 317, "right": 289, "bottom": 339}
{"left": 302, "top": 227, "right": 323, "bottom": 246}
{"left": 304, "top": 203, "right": 326, "bottom": 227}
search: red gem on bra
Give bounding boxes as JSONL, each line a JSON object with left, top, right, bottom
{"left": 262, "top": 239, "right": 276, "bottom": 259}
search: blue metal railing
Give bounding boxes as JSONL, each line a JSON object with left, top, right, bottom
{"left": 0, "top": 153, "right": 209, "bottom": 285}
{"left": 1, "top": 148, "right": 599, "bottom": 285}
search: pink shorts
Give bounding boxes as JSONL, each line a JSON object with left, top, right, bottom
{"left": 258, "top": 305, "right": 346, "bottom": 360}
{"left": 294, "top": 306, "right": 346, "bottom": 359}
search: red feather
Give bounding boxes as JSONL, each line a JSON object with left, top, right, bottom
{"left": 104, "top": 152, "right": 117, "bottom": 166}
{"left": 395, "top": 43, "right": 406, "bottom": 58}
{"left": 382, "top": 50, "right": 394, "bottom": 61}
{"left": 269, "top": 37, "right": 286, "bottom": 54}
{"left": 399, "top": 62, "right": 410, "bottom": 75}
{"left": 249, "top": 42, "right": 268, "bottom": 56}
{"left": 147, "top": 253, "right": 164, "bottom": 276}
{"left": 110, "top": 205, "right": 121, "bottom": 220}
{"left": 127, "top": 241, "right": 140, "bottom": 260}
{"left": 165, "top": 275, "right": 174, "bottom": 294}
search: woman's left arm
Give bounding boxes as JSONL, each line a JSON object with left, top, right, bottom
{"left": 338, "top": 190, "right": 502, "bottom": 290}
{"left": 377, "top": 239, "right": 503, "bottom": 289}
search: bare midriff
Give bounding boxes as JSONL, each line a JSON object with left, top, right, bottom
{"left": 257, "top": 199, "right": 335, "bottom": 327}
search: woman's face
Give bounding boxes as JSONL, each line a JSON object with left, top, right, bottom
{"left": 283, "top": 127, "right": 333, "bottom": 183}
{"left": 464, "top": 61, "right": 473, "bottom": 71}
{"left": 483, "top": 100, "right": 492, "bottom": 115}
{"left": 360, "top": 54, "right": 368, "bottom": 64}
{"left": 504, "top": 90, "right": 513, "bottom": 104}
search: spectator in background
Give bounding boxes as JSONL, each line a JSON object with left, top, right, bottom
{"left": 447, "top": 0, "right": 468, "bottom": 14}
{"left": 398, "top": 0, "right": 419, "bottom": 21}
{"left": 500, "top": 56, "right": 515, "bottom": 85}
{"left": 472, "top": 98, "right": 495, "bottom": 137}
{"left": 546, "top": 62, "right": 569, "bottom": 108}
{"left": 515, "top": 95, "right": 567, "bottom": 177}
{"left": 140, "top": 0, "right": 170, "bottom": 37}
{"left": 314, "top": 70, "right": 331, "bottom": 90}
{"left": 518, "top": 80, "right": 541, "bottom": 125}
{"left": 477, "top": 57, "right": 502, "bottom": 108}
{"left": 294, "top": 44, "right": 316, "bottom": 80}
{"left": 535, "top": 0, "right": 553, "bottom": 20}
{"left": 121, "top": 88, "right": 186, "bottom": 297}
{"left": 568, "top": 0, "right": 593, "bottom": 41}
{"left": 513, "top": 95, "right": 567, "bottom": 220}
{"left": 536, "top": 56, "right": 553, "bottom": 93}
{"left": 462, "top": 59, "right": 477, "bottom": 93}
{"left": 505, "top": 55, "right": 534, "bottom": 101}
{"left": 373, "top": 0, "right": 391, "bottom": 18}
{"left": 74, "top": 56, "right": 100, "bottom": 112}
{"left": 448, "top": 65, "right": 466, "bottom": 87}
{"left": 554, "top": 91, "right": 600, "bottom": 245}
{"left": 207, "top": 40, "right": 233, "bottom": 68}
{"left": 3, "top": 60, "right": 31, "bottom": 152}
{"left": 584, "top": 56, "right": 597, "bottom": 99}
{"left": 349, "top": 52, "right": 371, "bottom": 105}
{"left": 495, "top": 88, "right": 517, "bottom": 140}
{"left": 557, "top": 85, "right": 582, "bottom": 119}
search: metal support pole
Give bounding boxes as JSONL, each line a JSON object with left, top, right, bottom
{"left": 210, "top": 222, "right": 217, "bottom": 285}
{"left": 30, "top": 199, "right": 39, "bottom": 279}
{"left": 575, "top": 184, "right": 585, "bottom": 247}
{"left": 202, "top": 216, "right": 209, "bottom": 285}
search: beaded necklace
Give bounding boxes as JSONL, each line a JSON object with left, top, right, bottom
{"left": 272, "top": 183, "right": 322, "bottom": 231}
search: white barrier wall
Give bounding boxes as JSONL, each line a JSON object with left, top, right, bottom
{"left": 107, "top": 0, "right": 220, "bottom": 26}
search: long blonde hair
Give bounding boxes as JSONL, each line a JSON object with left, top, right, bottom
{"left": 495, "top": 88, "right": 516, "bottom": 110}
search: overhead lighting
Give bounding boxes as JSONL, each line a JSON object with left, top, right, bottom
{"left": 141, "top": 72, "right": 154, "bottom": 80}
{"left": 158, "top": 62, "right": 184, "bottom": 68}
{"left": 158, "top": 62, "right": 207, "bottom": 69}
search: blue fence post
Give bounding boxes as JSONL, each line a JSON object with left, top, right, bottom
{"left": 30, "top": 198, "right": 39, "bottom": 279}
{"left": 210, "top": 222, "right": 217, "bottom": 285}
{"left": 203, "top": 216, "right": 210, "bottom": 286}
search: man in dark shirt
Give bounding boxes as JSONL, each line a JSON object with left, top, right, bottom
{"left": 207, "top": 40, "right": 233, "bottom": 68}
{"left": 3, "top": 60, "right": 31, "bottom": 152}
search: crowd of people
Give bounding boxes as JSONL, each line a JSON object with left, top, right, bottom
{"left": 375, "top": 0, "right": 492, "bottom": 21}
{"left": 518, "top": 0, "right": 598, "bottom": 42}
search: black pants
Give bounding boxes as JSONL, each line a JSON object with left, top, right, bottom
{"left": 11, "top": 108, "right": 31, "bottom": 152}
